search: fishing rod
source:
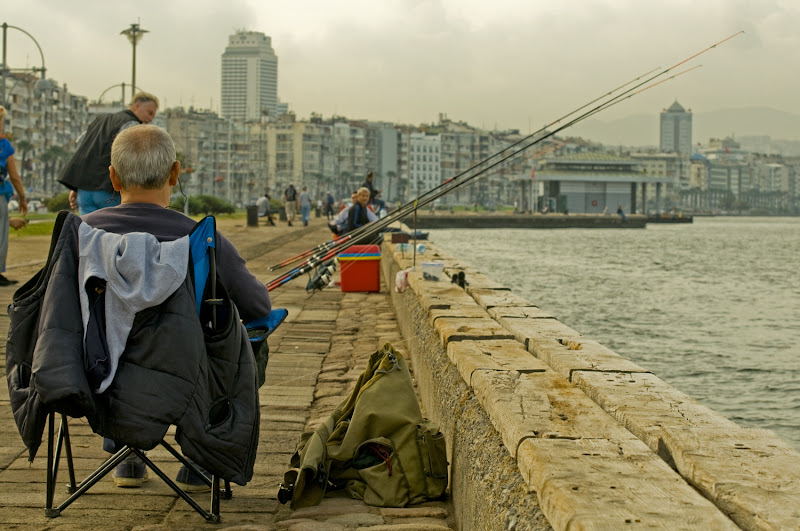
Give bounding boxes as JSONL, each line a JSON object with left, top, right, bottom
{"left": 266, "top": 69, "right": 691, "bottom": 293}
{"left": 267, "top": 32, "right": 743, "bottom": 291}
{"left": 265, "top": 70, "right": 667, "bottom": 280}
{"left": 267, "top": 67, "right": 663, "bottom": 273}
{"left": 267, "top": 235, "right": 347, "bottom": 271}
{"left": 267, "top": 64, "right": 708, "bottom": 293}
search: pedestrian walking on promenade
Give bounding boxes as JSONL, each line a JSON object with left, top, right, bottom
{"left": 283, "top": 184, "right": 298, "bottom": 226}
{"left": 299, "top": 186, "right": 311, "bottom": 226}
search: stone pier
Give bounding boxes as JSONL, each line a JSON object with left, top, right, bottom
{"left": 382, "top": 233, "right": 800, "bottom": 530}
{"left": 0, "top": 215, "right": 798, "bottom": 530}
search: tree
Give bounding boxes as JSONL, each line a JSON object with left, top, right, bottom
{"left": 385, "top": 171, "right": 396, "bottom": 202}
{"left": 40, "top": 146, "right": 70, "bottom": 196}
{"left": 15, "top": 140, "right": 34, "bottom": 181}
{"left": 396, "top": 176, "right": 408, "bottom": 203}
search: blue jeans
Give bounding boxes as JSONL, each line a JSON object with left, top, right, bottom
{"left": 371, "top": 199, "right": 386, "bottom": 213}
{"left": 77, "top": 189, "right": 120, "bottom": 215}
{"left": 301, "top": 204, "right": 311, "bottom": 225}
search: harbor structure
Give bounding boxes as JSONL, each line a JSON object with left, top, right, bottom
{"left": 534, "top": 152, "right": 671, "bottom": 214}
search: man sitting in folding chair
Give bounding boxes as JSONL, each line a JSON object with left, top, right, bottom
{"left": 6, "top": 124, "right": 284, "bottom": 522}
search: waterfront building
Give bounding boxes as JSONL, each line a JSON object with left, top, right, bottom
{"left": 629, "top": 152, "right": 683, "bottom": 191}
{"left": 367, "top": 122, "right": 400, "bottom": 202}
{"left": 264, "top": 113, "right": 337, "bottom": 197}
{"left": 1, "top": 73, "right": 89, "bottom": 198}
{"left": 407, "top": 132, "right": 441, "bottom": 198}
{"left": 165, "top": 107, "right": 264, "bottom": 206}
{"left": 221, "top": 31, "right": 281, "bottom": 121}
{"left": 660, "top": 101, "right": 693, "bottom": 155}
{"left": 534, "top": 152, "right": 670, "bottom": 214}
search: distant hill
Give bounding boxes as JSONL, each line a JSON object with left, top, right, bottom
{"left": 567, "top": 107, "right": 800, "bottom": 148}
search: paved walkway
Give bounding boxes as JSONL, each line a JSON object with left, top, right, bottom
{"left": 0, "top": 215, "right": 454, "bottom": 530}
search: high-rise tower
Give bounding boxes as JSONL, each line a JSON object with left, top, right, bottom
{"left": 659, "top": 101, "right": 693, "bottom": 155}
{"left": 221, "top": 31, "right": 278, "bottom": 121}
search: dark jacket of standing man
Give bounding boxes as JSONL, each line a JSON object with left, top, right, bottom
{"left": 58, "top": 92, "right": 159, "bottom": 215}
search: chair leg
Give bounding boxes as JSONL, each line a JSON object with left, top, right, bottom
{"left": 137, "top": 448, "right": 220, "bottom": 523}
{"left": 51, "top": 447, "right": 133, "bottom": 516}
{"left": 44, "top": 429, "right": 225, "bottom": 523}
{"left": 57, "top": 414, "right": 78, "bottom": 493}
{"left": 45, "top": 412, "right": 58, "bottom": 517}
{"left": 211, "top": 476, "right": 221, "bottom": 519}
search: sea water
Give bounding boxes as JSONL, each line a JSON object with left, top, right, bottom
{"left": 434, "top": 217, "right": 800, "bottom": 450}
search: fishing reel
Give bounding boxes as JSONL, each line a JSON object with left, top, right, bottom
{"left": 306, "top": 259, "right": 338, "bottom": 292}
{"left": 451, "top": 270, "right": 468, "bottom": 289}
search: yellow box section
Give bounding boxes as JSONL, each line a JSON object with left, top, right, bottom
{"left": 339, "top": 256, "right": 381, "bottom": 261}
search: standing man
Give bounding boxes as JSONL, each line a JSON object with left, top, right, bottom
{"left": 325, "top": 191, "right": 335, "bottom": 220}
{"left": 298, "top": 186, "right": 311, "bottom": 227}
{"left": 283, "top": 183, "right": 298, "bottom": 227}
{"left": 362, "top": 171, "right": 385, "bottom": 213}
{"left": 59, "top": 92, "right": 159, "bottom": 215}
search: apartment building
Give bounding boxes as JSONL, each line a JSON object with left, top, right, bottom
{"left": 221, "top": 31, "right": 281, "bottom": 121}
{"left": 1, "top": 73, "right": 89, "bottom": 198}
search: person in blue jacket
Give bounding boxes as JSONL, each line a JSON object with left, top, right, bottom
{"left": 0, "top": 105, "right": 29, "bottom": 286}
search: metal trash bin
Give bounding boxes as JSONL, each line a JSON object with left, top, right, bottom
{"left": 246, "top": 205, "right": 258, "bottom": 227}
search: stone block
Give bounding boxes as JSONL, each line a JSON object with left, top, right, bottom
{"left": 468, "top": 289, "right": 535, "bottom": 310}
{"left": 433, "top": 317, "right": 515, "bottom": 346}
{"left": 517, "top": 438, "right": 739, "bottom": 530}
{"left": 496, "top": 317, "right": 582, "bottom": 348}
{"left": 661, "top": 427, "right": 800, "bottom": 531}
{"left": 488, "top": 306, "right": 553, "bottom": 320}
{"left": 530, "top": 338, "right": 649, "bottom": 382}
{"left": 428, "top": 305, "right": 489, "bottom": 326}
{"left": 471, "top": 369, "right": 638, "bottom": 457}
{"left": 573, "top": 371, "right": 738, "bottom": 454}
{"left": 446, "top": 339, "right": 545, "bottom": 387}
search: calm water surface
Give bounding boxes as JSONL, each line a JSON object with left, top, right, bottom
{"left": 434, "top": 217, "right": 800, "bottom": 450}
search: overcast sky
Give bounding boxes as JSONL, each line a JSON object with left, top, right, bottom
{"left": 4, "top": 0, "right": 798, "bottom": 134}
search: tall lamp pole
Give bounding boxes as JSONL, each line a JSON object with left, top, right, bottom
{"left": 120, "top": 22, "right": 147, "bottom": 99}
{"left": 1, "top": 22, "right": 47, "bottom": 107}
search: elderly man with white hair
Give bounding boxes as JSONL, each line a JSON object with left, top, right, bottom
{"left": 82, "top": 123, "right": 271, "bottom": 491}
{"left": 328, "top": 187, "right": 378, "bottom": 236}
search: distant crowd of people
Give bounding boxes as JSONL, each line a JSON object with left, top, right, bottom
{"left": 252, "top": 170, "right": 386, "bottom": 235}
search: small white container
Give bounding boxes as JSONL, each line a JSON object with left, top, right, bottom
{"left": 421, "top": 262, "right": 444, "bottom": 281}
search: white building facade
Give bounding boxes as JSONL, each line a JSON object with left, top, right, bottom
{"left": 221, "top": 31, "right": 279, "bottom": 121}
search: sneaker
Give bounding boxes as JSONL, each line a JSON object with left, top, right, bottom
{"left": 113, "top": 455, "right": 149, "bottom": 488}
{"left": 0, "top": 274, "right": 18, "bottom": 287}
{"left": 175, "top": 463, "right": 211, "bottom": 493}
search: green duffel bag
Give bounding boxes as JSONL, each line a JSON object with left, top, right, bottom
{"left": 279, "top": 343, "right": 448, "bottom": 508}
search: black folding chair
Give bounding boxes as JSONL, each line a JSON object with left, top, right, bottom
{"left": 45, "top": 412, "right": 230, "bottom": 523}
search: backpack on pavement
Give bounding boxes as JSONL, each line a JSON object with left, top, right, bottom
{"left": 278, "top": 343, "right": 448, "bottom": 508}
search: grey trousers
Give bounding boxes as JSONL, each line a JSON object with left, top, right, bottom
{"left": 0, "top": 197, "right": 9, "bottom": 272}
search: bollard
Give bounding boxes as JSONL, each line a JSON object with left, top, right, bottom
{"left": 246, "top": 205, "right": 258, "bottom": 227}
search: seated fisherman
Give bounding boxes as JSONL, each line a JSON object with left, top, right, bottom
{"left": 328, "top": 187, "right": 378, "bottom": 237}
{"left": 82, "top": 124, "right": 271, "bottom": 491}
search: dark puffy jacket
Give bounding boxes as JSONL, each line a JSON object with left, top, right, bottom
{"left": 58, "top": 110, "right": 140, "bottom": 193}
{"left": 5, "top": 212, "right": 259, "bottom": 485}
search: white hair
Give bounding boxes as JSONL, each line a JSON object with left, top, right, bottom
{"left": 110, "top": 124, "right": 175, "bottom": 189}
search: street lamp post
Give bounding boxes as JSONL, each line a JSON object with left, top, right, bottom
{"left": 120, "top": 23, "right": 148, "bottom": 99}
{"left": 1, "top": 22, "right": 47, "bottom": 107}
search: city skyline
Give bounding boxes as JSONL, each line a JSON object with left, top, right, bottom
{"left": 4, "top": 1, "right": 799, "bottom": 138}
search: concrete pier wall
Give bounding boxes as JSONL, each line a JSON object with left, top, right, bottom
{"left": 381, "top": 236, "right": 800, "bottom": 530}
{"left": 398, "top": 213, "right": 647, "bottom": 229}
